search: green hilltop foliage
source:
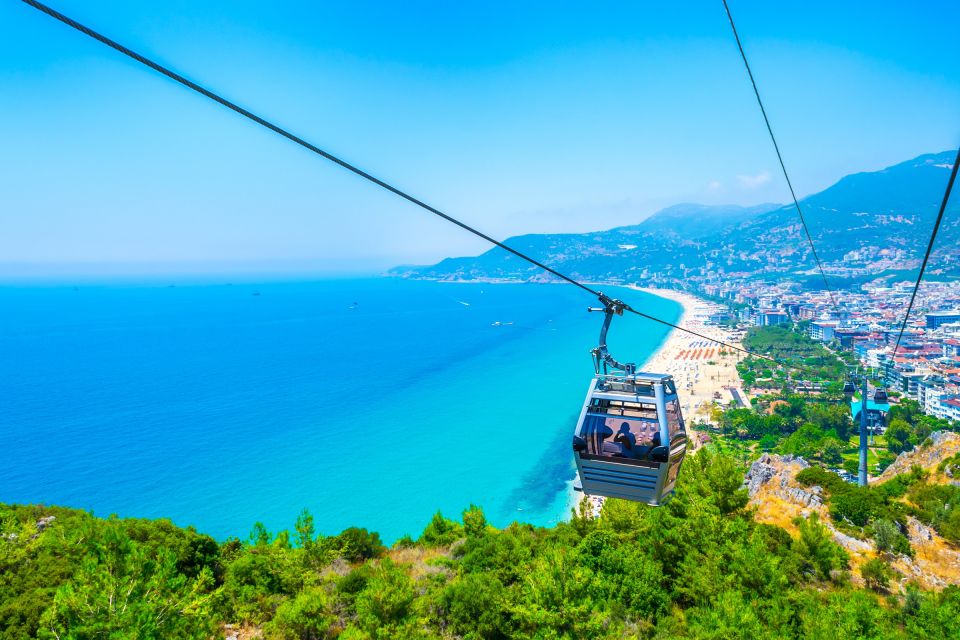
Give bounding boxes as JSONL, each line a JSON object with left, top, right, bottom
{"left": 4, "top": 449, "right": 960, "bottom": 639}
{"left": 737, "top": 324, "right": 854, "bottom": 391}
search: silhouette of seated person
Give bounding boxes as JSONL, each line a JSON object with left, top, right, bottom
{"left": 612, "top": 422, "right": 640, "bottom": 458}
{"left": 584, "top": 416, "right": 615, "bottom": 456}
{"left": 648, "top": 431, "right": 670, "bottom": 462}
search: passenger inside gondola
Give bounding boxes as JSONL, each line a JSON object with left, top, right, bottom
{"left": 583, "top": 414, "right": 657, "bottom": 460}
{"left": 614, "top": 422, "right": 637, "bottom": 455}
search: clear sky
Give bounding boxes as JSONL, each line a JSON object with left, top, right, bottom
{"left": 1, "top": 0, "right": 958, "bottom": 276}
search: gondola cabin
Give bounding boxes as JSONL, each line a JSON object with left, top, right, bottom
{"left": 572, "top": 372, "right": 686, "bottom": 505}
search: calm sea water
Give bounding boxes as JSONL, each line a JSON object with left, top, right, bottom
{"left": 0, "top": 277, "right": 680, "bottom": 542}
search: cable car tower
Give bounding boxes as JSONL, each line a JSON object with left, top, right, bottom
{"left": 844, "top": 369, "right": 890, "bottom": 486}
{"left": 572, "top": 295, "right": 687, "bottom": 505}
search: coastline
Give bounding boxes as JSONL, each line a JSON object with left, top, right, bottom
{"left": 568, "top": 286, "right": 747, "bottom": 516}
{"left": 628, "top": 286, "right": 747, "bottom": 423}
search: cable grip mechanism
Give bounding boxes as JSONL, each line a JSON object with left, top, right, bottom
{"left": 588, "top": 294, "right": 636, "bottom": 375}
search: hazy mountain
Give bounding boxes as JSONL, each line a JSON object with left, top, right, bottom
{"left": 390, "top": 151, "right": 959, "bottom": 287}
{"left": 620, "top": 203, "right": 780, "bottom": 240}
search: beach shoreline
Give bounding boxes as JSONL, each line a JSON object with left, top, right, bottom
{"left": 568, "top": 286, "right": 747, "bottom": 517}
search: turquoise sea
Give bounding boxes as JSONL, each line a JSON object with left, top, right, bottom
{"left": 0, "top": 277, "right": 680, "bottom": 542}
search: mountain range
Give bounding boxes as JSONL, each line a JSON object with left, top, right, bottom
{"left": 390, "top": 151, "right": 959, "bottom": 289}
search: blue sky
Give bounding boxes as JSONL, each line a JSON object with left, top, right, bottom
{"left": 1, "top": 0, "right": 958, "bottom": 275}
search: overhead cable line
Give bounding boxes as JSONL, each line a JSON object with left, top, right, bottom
{"left": 22, "top": 0, "right": 786, "bottom": 366}
{"left": 721, "top": 0, "right": 841, "bottom": 316}
{"left": 891, "top": 147, "right": 960, "bottom": 357}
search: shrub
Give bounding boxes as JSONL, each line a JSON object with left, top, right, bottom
{"left": 759, "top": 434, "right": 779, "bottom": 451}
{"left": 263, "top": 587, "right": 336, "bottom": 639}
{"left": 335, "top": 528, "right": 385, "bottom": 563}
{"left": 796, "top": 467, "right": 849, "bottom": 495}
{"left": 870, "top": 519, "right": 899, "bottom": 553}
{"left": 907, "top": 482, "right": 960, "bottom": 543}
{"left": 352, "top": 560, "right": 416, "bottom": 634}
{"left": 441, "top": 572, "right": 510, "bottom": 639}
{"left": 419, "top": 511, "right": 463, "bottom": 546}
{"left": 830, "top": 487, "right": 883, "bottom": 527}
{"left": 792, "top": 513, "right": 848, "bottom": 580}
{"left": 860, "top": 558, "right": 895, "bottom": 592}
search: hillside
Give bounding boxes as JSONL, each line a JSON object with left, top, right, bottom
{"left": 877, "top": 430, "right": 960, "bottom": 481}
{"left": 4, "top": 448, "right": 960, "bottom": 639}
{"left": 746, "top": 445, "right": 960, "bottom": 592}
{"left": 392, "top": 151, "right": 959, "bottom": 287}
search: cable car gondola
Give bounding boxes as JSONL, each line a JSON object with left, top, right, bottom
{"left": 874, "top": 388, "right": 888, "bottom": 404}
{"left": 572, "top": 296, "right": 687, "bottom": 505}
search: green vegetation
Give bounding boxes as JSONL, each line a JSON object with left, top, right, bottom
{"left": 793, "top": 463, "right": 960, "bottom": 549}
{"left": 4, "top": 450, "right": 960, "bottom": 639}
{"left": 885, "top": 399, "right": 957, "bottom": 454}
{"left": 737, "top": 325, "right": 853, "bottom": 391}
{"left": 716, "top": 395, "right": 862, "bottom": 468}
{"left": 906, "top": 482, "right": 960, "bottom": 544}
{"left": 794, "top": 466, "right": 912, "bottom": 549}
{"left": 861, "top": 558, "right": 895, "bottom": 592}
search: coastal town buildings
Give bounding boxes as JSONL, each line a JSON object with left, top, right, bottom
{"left": 696, "top": 279, "right": 960, "bottom": 421}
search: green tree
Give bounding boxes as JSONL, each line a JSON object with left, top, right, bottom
{"left": 843, "top": 458, "right": 859, "bottom": 476}
{"left": 462, "top": 504, "right": 488, "bottom": 539}
{"left": 759, "top": 433, "right": 779, "bottom": 451}
{"left": 38, "top": 521, "right": 216, "bottom": 639}
{"left": 806, "top": 403, "right": 853, "bottom": 441}
{"left": 419, "top": 511, "right": 463, "bottom": 546}
{"left": 250, "top": 522, "right": 272, "bottom": 547}
{"left": 870, "top": 519, "right": 899, "bottom": 553}
{"left": 793, "top": 513, "right": 848, "bottom": 580}
{"left": 273, "top": 530, "right": 292, "bottom": 549}
{"left": 860, "top": 557, "right": 894, "bottom": 592}
{"left": 570, "top": 495, "right": 597, "bottom": 537}
{"left": 780, "top": 423, "right": 828, "bottom": 459}
{"left": 295, "top": 509, "right": 315, "bottom": 550}
{"left": 681, "top": 448, "right": 749, "bottom": 515}
{"left": 351, "top": 560, "right": 416, "bottom": 637}
{"left": 830, "top": 487, "right": 883, "bottom": 527}
{"left": 886, "top": 419, "right": 912, "bottom": 454}
{"left": 821, "top": 439, "right": 845, "bottom": 465}
{"left": 514, "top": 548, "right": 609, "bottom": 638}
{"left": 888, "top": 398, "right": 921, "bottom": 426}
{"left": 336, "top": 528, "right": 385, "bottom": 563}
{"left": 263, "top": 586, "right": 336, "bottom": 640}
{"left": 441, "top": 572, "right": 510, "bottom": 640}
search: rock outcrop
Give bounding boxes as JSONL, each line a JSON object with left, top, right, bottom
{"left": 747, "top": 447, "right": 960, "bottom": 591}
{"left": 877, "top": 431, "right": 960, "bottom": 481}
{"left": 744, "top": 454, "right": 821, "bottom": 507}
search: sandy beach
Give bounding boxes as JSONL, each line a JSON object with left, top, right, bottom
{"left": 570, "top": 287, "right": 746, "bottom": 516}
{"left": 632, "top": 287, "right": 748, "bottom": 425}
